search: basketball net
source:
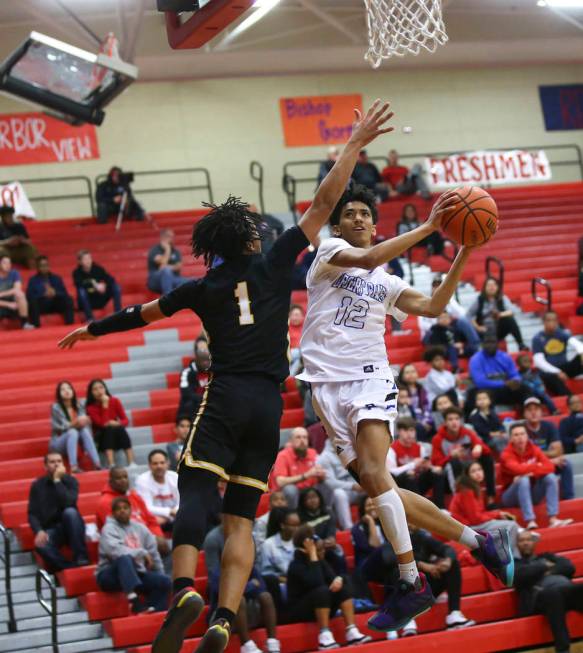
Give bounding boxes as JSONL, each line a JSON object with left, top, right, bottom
{"left": 363, "top": 0, "right": 448, "bottom": 68}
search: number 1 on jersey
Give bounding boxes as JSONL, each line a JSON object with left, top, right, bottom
{"left": 235, "top": 282, "right": 255, "bottom": 325}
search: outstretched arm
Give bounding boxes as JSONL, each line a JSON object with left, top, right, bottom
{"left": 298, "top": 99, "right": 395, "bottom": 244}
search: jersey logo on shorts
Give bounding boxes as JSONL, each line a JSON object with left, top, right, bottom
{"left": 363, "top": 365, "right": 374, "bottom": 373}
{"left": 365, "top": 403, "right": 376, "bottom": 410}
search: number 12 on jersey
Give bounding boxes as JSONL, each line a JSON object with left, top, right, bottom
{"left": 334, "top": 296, "right": 370, "bottom": 329}
{"left": 235, "top": 282, "right": 255, "bottom": 325}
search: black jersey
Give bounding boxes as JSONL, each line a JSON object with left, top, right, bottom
{"left": 159, "top": 226, "right": 309, "bottom": 382}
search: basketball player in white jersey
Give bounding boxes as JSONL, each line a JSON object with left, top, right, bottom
{"left": 298, "top": 184, "right": 514, "bottom": 632}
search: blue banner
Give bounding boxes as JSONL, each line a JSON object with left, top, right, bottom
{"left": 539, "top": 84, "right": 583, "bottom": 131}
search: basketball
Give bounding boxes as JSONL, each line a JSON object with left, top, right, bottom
{"left": 441, "top": 186, "right": 499, "bottom": 246}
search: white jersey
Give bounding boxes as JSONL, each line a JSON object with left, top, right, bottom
{"left": 297, "top": 237, "right": 410, "bottom": 383}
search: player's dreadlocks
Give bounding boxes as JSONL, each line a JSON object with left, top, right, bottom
{"left": 192, "top": 196, "right": 263, "bottom": 267}
{"left": 329, "top": 183, "right": 378, "bottom": 226}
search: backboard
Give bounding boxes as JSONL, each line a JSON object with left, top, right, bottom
{"left": 0, "top": 32, "right": 138, "bottom": 126}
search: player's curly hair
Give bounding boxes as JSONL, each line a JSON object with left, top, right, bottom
{"left": 191, "top": 196, "right": 262, "bottom": 267}
{"left": 329, "top": 183, "right": 378, "bottom": 226}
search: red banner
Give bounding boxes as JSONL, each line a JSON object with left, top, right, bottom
{"left": 279, "top": 94, "right": 362, "bottom": 147}
{"left": 0, "top": 112, "right": 100, "bottom": 166}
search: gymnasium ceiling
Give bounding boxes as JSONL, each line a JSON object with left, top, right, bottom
{"left": 0, "top": 0, "right": 583, "bottom": 80}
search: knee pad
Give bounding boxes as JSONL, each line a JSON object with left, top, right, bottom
{"left": 372, "top": 488, "right": 411, "bottom": 555}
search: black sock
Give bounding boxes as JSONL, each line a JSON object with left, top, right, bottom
{"left": 173, "top": 577, "right": 194, "bottom": 594}
{"left": 213, "top": 607, "right": 236, "bottom": 628}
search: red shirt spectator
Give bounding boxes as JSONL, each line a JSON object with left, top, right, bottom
{"left": 431, "top": 420, "right": 491, "bottom": 468}
{"left": 450, "top": 487, "right": 503, "bottom": 525}
{"left": 288, "top": 304, "right": 305, "bottom": 350}
{"left": 391, "top": 439, "right": 422, "bottom": 464}
{"left": 270, "top": 427, "right": 321, "bottom": 491}
{"left": 499, "top": 438, "right": 554, "bottom": 490}
{"left": 86, "top": 395, "right": 129, "bottom": 428}
{"left": 381, "top": 164, "right": 409, "bottom": 188}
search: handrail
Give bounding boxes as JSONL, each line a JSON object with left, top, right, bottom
{"left": 485, "top": 256, "right": 505, "bottom": 291}
{"left": 532, "top": 277, "right": 552, "bottom": 310}
{"left": 36, "top": 569, "right": 58, "bottom": 653}
{"left": 0, "top": 524, "right": 17, "bottom": 633}
{"left": 282, "top": 174, "right": 299, "bottom": 223}
{"left": 0, "top": 175, "right": 95, "bottom": 217}
{"left": 249, "top": 161, "right": 265, "bottom": 214}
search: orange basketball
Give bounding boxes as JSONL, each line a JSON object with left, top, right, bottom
{"left": 441, "top": 186, "right": 498, "bottom": 246}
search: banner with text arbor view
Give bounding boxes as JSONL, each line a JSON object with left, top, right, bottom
{"left": 425, "top": 150, "right": 552, "bottom": 188}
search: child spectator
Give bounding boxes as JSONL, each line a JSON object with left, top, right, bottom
{"left": 26, "top": 255, "right": 75, "bottom": 328}
{"left": 0, "top": 254, "right": 32, "bottom": 328}
{"left": 398, "top": 363, "right": 433, "bottom": 434}
{"left": 166, "top": 417, "right": 191, "bottom": 471}
{"left": 516, "top": 353, "right": 558, "bottom": 414}
{"left": 85, "top": 379, "right": 135, "bottom": 468}
{"left": 424, "top": 314, "right": 461, "bottom": 371}
{"left": 388, "top": 417, "right": 445, "bottom": 508}
{"left": 431, "top": 393, "right": 455, "bottom": 430}
{"left": 50, "top": 381, "right": 101, "bottom": 473}
{"left": 73, "top": 250, "right": 122, "bottom": 322}
{"left": 96, "top": 497, "right": 170, "bottom": 613}
{"left": 423, "top": 347, "right": 458, "bottom": 406}
{"left": 468, "top": 390, "right": 508, "bottom": 454}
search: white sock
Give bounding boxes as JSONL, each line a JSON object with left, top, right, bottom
{"left": 398, "top": 560, "right": 420, "bottom": 586}
{"left": 459, "top": 526, "right": 480, "bottom": 550}
{"left": 371, "top": 489, "right": 413, "bottom": 555}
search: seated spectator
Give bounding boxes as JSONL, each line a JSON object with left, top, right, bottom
{"left": 96, "top": 466, "right": 170, "bottom": 555}
{"left": 523, "top": 397, "right": 574, "bottom": 500}
{"left": 424, "top": 346, "right": 458, "bottom": 405}
{"left": 396, "top": 386, "right": 431, "bottom": 442}
{"left": 467, "top": 277, "right": 527, "bottom": 350}
{"left": 96, "top": 497, "right": 170, "bottom": 613}
{"left": 517, "top": 352, "right": 558, "bottom": 414}
{"left": 248, "top": 203, "right": 284, "bottom": 255}
{"left": 270, "top": 427, "right": 328, "bottom": 508}
{"left": 468, "top": 334, "right": 530, "bottom": 411}
{"left": 95, "top": 166, "right": 145, "bottom": 224}
{"left": 85, "top": 379, "right": 134, "bottom": 468}
{"left": 50, "top": 381, "right": 100, "bottom": 473}
{"left": 0, "top": 205, "right": 38, "bottom": 268}
{"left": 288, "top": 304, "right": 305, "bottom": 376}
{"left": 135, "top": 450, "right": 179, "bottom": 534}
{"left": 515, "top": 530, "right": 583, "bottom": 653}
{"left": 468, "top": 389, "right": 508, "bottom": 454}
{"left": 396, "top": 203, "right": 442, "bottom": 254}
{"left": 73, "top": 250, "right": 122, "bottom": 322}
{"left": 351, "top": 149, "right": 385, "bottom": 199}
{"left": 532, "top": 310, "right": 583, "bottom": 397}
{"left": 500, "top": 423, "right": 573, "bottom": 529}
{"left": 431, "top": 407, "right": 496, "bottom": 503}
{"left": 388, "top": 417, "right": 445, "bottom": 508}
{"left": 297, "top": 487, "right": 346, "bottom": 575}
{"left": 28, "top": 451, "right": 88, "bottom": 571}
{"left": 286, "top": 525, "right": 370, "bottom": 646}
{"left": 449, "top": 461, "right": 521, "bottom": 556}
{"left": 254, "top": 491, "right": 288, "bottom": 552}
{"left": 559, "top": 394, "right": 583, "bottom": 453}
{"left": 398, "top": 363, "right": 433, "bottom": 435}
{"left": 351, "top": 496, "right": 395, "bottom": 583}
{"left": 317, "top": 439, "right": 365, "bottom": 530}
{"left": 178, "top": 347, "right": 211, "bottom": 419}
{"left": 382, "top": 150, "right": 431, "bottom": 200}
{"left": 147, "top": 229, "right": 188, "bottom": 295}
{"left": 166, "top": 416, "right": 191, "bottom": 471}
{"left": 424, "top": 315, "right": 463, "bottom": 371}
{"left": 317, "top": 146, "right": 339, "bottom": 186}
{"left": 26, "top": 255, "right": 74, "bottom": 328}
{"left": 0, "top": 254, "right": 32, "bottom": 328}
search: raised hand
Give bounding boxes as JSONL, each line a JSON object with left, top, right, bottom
{"left": 58, "top": 325, "right": 98, "bottom": 350}
{"left": 350, "top": 99, "right": 395, "bottom": 148}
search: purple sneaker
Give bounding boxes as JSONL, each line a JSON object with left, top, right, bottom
{"left": 367, "top": 572, "right": 435, "bottom": 632}
{"left": 472, "top": 529, "right": 514, "bottom": 587}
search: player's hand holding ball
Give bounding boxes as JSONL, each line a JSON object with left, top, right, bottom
{"left": 440, "top": 186, "right": 499, "bottom": 246}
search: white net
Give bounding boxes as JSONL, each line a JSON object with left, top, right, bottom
{"left": 363, "top": 0, "right": 448, "bottom": 68}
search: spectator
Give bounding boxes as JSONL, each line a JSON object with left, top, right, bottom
{"left": 26, "top": 255, "right": 74, "bottom": 328}
{"left": 468, "top": 389, "right": 508, "bottom": 454}
{"left": 291, "top": 247, "right": 316, "bottom": 291}
{"left": 396, "top": 204, "right": 443, "bottom": 254}
{"left": 96, "top": 497, "right": 170, "bottom": 613}
{"left": 73, "top": 250, "right": 122, "bottom": 322}
{"left": 248, "top": 203, "right": 284, "bottom": 255}
{"left": 431, "top": 407, "right": 496, "bottom": 503}
{"left": 515, "top": 530, "right": 583, "bottom": 653}
{"left": 85, "top": 379, "right": 135, "bottom": 468}
{"left": 317, "top": 439, "right": 365, "bottom": 530}
{"left": 559, "top": 394, "right": 583, "bottom": 454}
{"left": 398, "top": 363, "right": 433, "bottom": 434}
{"left": 0, "top": 254, "right": 32, "bottom": 328}
{"left": 523, "top": 397, "right": 574, "bottom": 500}
{"left": 166, "top": 416, "right": 191, "bottom": 471}
{"left": 467, "top": 277, "right": 527, "bottom": 350}
{"left": 28, "top": 451, "right": 89, "bottom": 571}
{"left": 254, "top": 491, "right": 288, "bottom": 552}
{"left": 147, "top": 229, "right": 188, "bottom": 295}
{"left": 95, "top": 166, "right": 145, "bottom": 224}
{"left": 177, "top": 347, "right": 211, "bottom": 419}
{"left": 351, "top": 149, "right": 386, "bottom": 199}
{"left": 271, "top": 427, "right": 328, "bottom": 508}
{"left": 388, "top": 417, "right": 446, "bottom": 508}
{"left": 317, "top": 146, "right": 339, "bottom": 186}
{"left": 468, "top": 334, "right": 530, "bottom": 411}
{"left": 396, "top": 386, "right": 429, "bottom": 442}
{"left": 0, "top": 205, "right": 38, "bottom": 268}
{"left": 288, "top": 304, "right": 305, "bottom": 376}
{"left": 500, "top": 423, "right": 573, "bottom": 529}
{"left": 351, "top": 496, "right": 394, "bottom": 583}
{"left": 424, "top": 315, "right": 463, "bottom": 371}
{"left": 135, "top": 450, "right": 179, "bottom": 534}
{"left": 50, "top": 381, "right": 100, "bottom": 473}
{"left": 532, "top": 310, "right": 583, "bottom": 397}
{"left": 431, "top": 392, "right": 455, "bottom": 430}
{"left": 286, "top": 525, "right": 370, "bottom": 647}
{"left": 297, "top": 487, "right": 347, "bottom": 575}
{"left": 424, "top": 346, "right": 458, "bottom": 405}
{"left": 516, "top": 352, "right": 558, "bottom": 414}
{"left": 381, "top": 150, "right": 431, "bottom": 200}
{"left": 449, "top": 461, "right": 521, "bottom": 556}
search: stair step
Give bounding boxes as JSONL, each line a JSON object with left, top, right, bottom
{"left": 0, "top": 586, "right": 66, "bottom": 606}
{"left": 0, "top": 596, "right": 79, "bottom": 621}
{"left": 35, "top": 637, "right": 115, "bottom": 653}
{"left": 0, "top": 608, "right": 86, "bottom": 634}
{"left": 0, "top": 622, "right": 103, "bottom": 650}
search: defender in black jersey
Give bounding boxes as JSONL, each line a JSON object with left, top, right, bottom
{"left": 58, "top": 99, "right": 395, "bottom": 653}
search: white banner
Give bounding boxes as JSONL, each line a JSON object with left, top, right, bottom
{"left": 0, "top": 182, "right": 36, "bottom": 219}
{"left": 425, "top": 149, "right": 552, "bottom": 188}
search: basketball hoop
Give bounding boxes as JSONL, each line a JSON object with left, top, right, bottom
{"left": 363, "top": 0, "right": 448, "bottom": 68}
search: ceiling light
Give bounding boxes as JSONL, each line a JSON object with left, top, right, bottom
{"left": 539, "top": 0, "right": 583, "bottom": 7}
{"left": 218, "top": 0, "right": 281, "bottom": 47}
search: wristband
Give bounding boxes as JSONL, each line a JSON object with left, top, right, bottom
{"left": 87, "top": 305, "right": 147, "bottom": 336}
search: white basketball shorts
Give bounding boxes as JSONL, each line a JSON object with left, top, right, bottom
{"left": 311, "top": 378, "right": 398, "bottom": 468}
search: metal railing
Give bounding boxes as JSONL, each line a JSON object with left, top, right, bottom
{"left": 0, "top": 524, "right": 16, "bottom": 633}
{"left": 36, "top": 569, "right": 58, "bottom": 653}
{"left": 486, "top": 256, "right": 505, "bottom": 290}
{"left": 249, "top": 161, "right": 265, "bottom": 214}
{"left": 532, "top": 277, "right": 552, "bottom": 310}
